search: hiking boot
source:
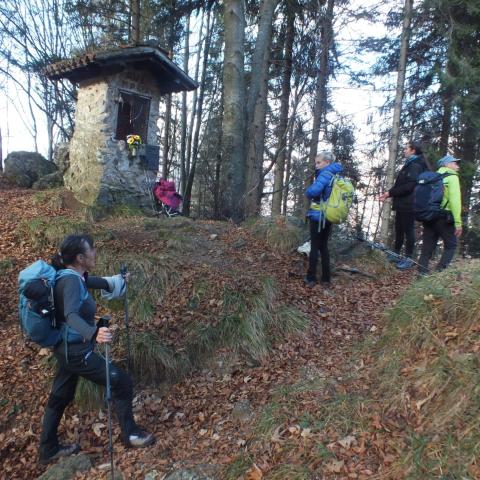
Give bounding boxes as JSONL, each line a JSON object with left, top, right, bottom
{"left": 386, "top": 253, "right": 399, "bottom": 263}
{"left": 126, "top": 429, "right": 155, "bottom": 448}
{"left": 39, "top": 443, "right": 80, "bottom": 465}
{"left": 396, "top": 258, "right": 415, "bottom": 270}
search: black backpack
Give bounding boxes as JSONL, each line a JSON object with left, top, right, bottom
{"left": 414, "top": 171, "right": 452, "bottom": 222}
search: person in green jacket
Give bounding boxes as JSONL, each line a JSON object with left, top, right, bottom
{"left": 418, "top": 154, "right": 462, "bottom": 274}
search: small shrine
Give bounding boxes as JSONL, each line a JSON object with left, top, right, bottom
{"left": 45, "top": 43, "right": 197, "bottom": 210}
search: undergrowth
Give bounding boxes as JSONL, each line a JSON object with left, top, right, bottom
{"left": 245, "top": 216, "right": 306, "bottom": 252}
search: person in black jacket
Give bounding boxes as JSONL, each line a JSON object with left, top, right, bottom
{"left": 39, "top": 234, "right": 155, "bottom": 465}
{"left": 379, "top": 141, "right": 427, "bottom": 269}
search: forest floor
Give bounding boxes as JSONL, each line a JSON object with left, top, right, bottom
{"left": 0, "top": 180, "right": 419, "bottom": 480}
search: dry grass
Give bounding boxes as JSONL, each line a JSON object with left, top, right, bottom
{"left": 245, "top": 216, "right": 306, "bottom": 252}
{"left": 371, "top": 260, "right": 480, "bottom": 478}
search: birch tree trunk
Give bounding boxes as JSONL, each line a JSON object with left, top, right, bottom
{"left": 244, "top": 0, "right": 278, "bottom": 217}
{"left": 221, "top": 0, "right": 246, "bottom": 221}
{"left": 272, "top": 7, "right": 295, "bottom": 215}
{"left": 379, "top": 0, "right": 414, "bottom": 242}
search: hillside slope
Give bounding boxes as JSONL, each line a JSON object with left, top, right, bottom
{"left": 0, "top": 184, "right": 414, "bottom": 479}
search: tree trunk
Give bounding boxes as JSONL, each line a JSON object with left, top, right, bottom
{"left": 305, "top": 0, "right": 335, "bottom": 213}
{"left": 0, "top": 126, "right": 3, "bottom": 172}
{"left": 180, "top": 15, "right": 190, "bottom": 195}
{"left": 183, "top": 8, "right": 213, "bottom": 216}
{"left": 439, "top": 89, "right": 452, "bottom": 156}
{"left": 186, "top": 9, "right": 205, "bottom": 181}
{"left": 221, "top": 0, "right": 246, "bottom": 221}
{"left": 272, "top": 7, "right": 295, "bottom": 216}
{"left": 131, "top": 0, "right": 141, "bottom": 43}
{"left": 379, "top": 0, "right": 414, "bottom": 243}
{"left": 162, "top": 94, "right": 172, "bottom": 178}
{"left": 161, "top": 18, "right": 176, "bottom": 179}
{"left": 244, "top": 0, "right": 279, "bottom": 217}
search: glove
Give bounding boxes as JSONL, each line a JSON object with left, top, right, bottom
{"left": 101, "top": 274, "right": 126, "bottom": 300}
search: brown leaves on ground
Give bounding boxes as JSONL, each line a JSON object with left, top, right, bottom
{"left": 0, "top": 184, "right": 414, "bottom": 479}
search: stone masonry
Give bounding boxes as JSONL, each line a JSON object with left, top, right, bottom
{"left": 65, "top": 69, "right": 160, "bottom": 210}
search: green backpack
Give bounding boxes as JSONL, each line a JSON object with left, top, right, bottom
{"left": 320, "top": 175, "right": 355, "bottom": 224}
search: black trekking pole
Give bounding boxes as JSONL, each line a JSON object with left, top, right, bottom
{"left": 120, "top": 264, "right": 132, "bottom": 372}
{"left": 99, "top": 315, "right": 115, "bottom": 480}
{"left": 352, "top": 229, "right": 426, "bottom": 270}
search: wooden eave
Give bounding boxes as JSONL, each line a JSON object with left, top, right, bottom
{"left": 44, "top": 45, "right": 197, "bottom": 95}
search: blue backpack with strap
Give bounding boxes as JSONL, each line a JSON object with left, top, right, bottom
{"left": 18, "top": 260, "right": 62, "bottom": 347}
{"left": 414, "top": 171, "right": 452, "bottom": 222}
{"left": 18, "top": 261, "right": 89, "bottom": 347}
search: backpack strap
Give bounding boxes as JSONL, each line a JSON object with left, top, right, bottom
{"left": 55, "top": 269, "right": 90, "bottom": 362}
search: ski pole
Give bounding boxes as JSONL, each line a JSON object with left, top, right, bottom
{"left": 120, "top": 264, "right": 132, "bottom": 372}
{"left": 99, "top": 315, "right": 115, "bottom": 480}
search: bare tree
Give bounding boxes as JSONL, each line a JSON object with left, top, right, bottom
{"left": 379, "top": 0, "right": 414, "bottom": 242}
{"left": 272, "top": 4, "right": 295, "bottom": 215}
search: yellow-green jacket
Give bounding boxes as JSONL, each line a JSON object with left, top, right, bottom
{"left": 438, "top": 166, "right": 462, "bottom": 228}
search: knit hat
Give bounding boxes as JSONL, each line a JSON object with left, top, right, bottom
{"left": 437, "top": 154, "right": 460, "bottom": 167}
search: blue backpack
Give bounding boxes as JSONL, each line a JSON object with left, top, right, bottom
{"left": 18, "top": 260, "right": 62, "bottom": 347}
{"left": 414, "top": 171, "right": 452, "bottom": 222}
{"left": 18, "top": 262, "right": 89, "bottom": 347}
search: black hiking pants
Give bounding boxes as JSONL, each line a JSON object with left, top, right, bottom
{"left": 307, "top": 219, "right": 332, "bottom": 283}
{"left": 39, "top": 347, "right": 136, "bottom": 459}
{"left": 394, "top": 210, "right": 416, "bottom": 257}
{"left": 417, "top": 216, "right": 457, "bottom": 274}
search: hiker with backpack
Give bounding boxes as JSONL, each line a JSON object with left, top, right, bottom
{"left": 379, "top": 141, "right": 427, "bottom": 269}
{"left": 304, "top": 151, "right": 344, "bottom": 287}
{"left": 416, "top": 155, "right": 462, "bottom": 274}
{"left": 37, "top": 234, "right": 154, "bottom": 465}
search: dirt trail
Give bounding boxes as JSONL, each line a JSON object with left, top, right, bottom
{"left": 0, "top": 185, "right": 413, "bottom": 479}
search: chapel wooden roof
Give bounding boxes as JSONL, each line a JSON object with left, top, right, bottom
{"left": 44, "top": 43, "right": 197, "bottom": 94}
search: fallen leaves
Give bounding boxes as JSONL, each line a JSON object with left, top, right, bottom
{"left": 0, "top": 185, "right": 415, "bottom": 480}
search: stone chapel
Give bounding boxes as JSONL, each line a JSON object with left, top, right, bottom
{"left": 45, "top": 43, "right": 197, "bottom": 211}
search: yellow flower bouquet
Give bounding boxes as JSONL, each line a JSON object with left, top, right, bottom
{"left": 126, "top": 134, "right": 142, "bottom": 153}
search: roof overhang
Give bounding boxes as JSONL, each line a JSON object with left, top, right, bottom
{"left": 44, "top": 45, "right": 198, "bottom": 95}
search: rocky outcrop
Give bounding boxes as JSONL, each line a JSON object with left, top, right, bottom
{"left": 162, "top": 465, "right": 221, "bottom": 480}
{"left": 33, "top": 171, "right": 64, "bottom": 189}
{"left": 4, "top": 151, "right": 58, "bottom": 188}
{"left": 36, "top": 454, "right": 91, "bottom": 480}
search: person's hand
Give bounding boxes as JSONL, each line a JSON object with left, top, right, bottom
{"left": 96, "top": 327, "right": 112, "bottom": 344}
{"left": 379, "top": 192, "right": 390, "bottom": 202}
{"left": 454, "top": 227, "right": 463, "bottom": 238}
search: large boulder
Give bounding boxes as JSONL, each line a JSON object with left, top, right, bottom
{"left": 36, "top": 454, "right": 91, "bottom": 480}
{"left": 163, "top": 465, "right": 220, "bottom": 480}
{"left": 4, "top": 151, "right": 58, "bottom": 188}
{"left": 33, "top": 171, "right": 64, "bottom": 189}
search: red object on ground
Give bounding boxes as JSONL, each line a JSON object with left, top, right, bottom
{"left": 153, "top": 179, "right": 183, "bottom": 210}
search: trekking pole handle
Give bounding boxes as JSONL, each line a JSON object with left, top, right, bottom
{"left": 97, "top": 315, "right": 111, "bottom": 329}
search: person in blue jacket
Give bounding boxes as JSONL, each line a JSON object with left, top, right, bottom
{"left": 304, "top": 151, "right": 343, "bottom": 287}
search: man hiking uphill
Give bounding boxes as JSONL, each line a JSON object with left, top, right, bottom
{"left": 379, "top": 140, "right": 427, "bottom": 269}
{"left": 417, "top": 154, "right": 462, "bottom": 275}
{"left": 304, "top": 151, "right": 343, "bottom": 288}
